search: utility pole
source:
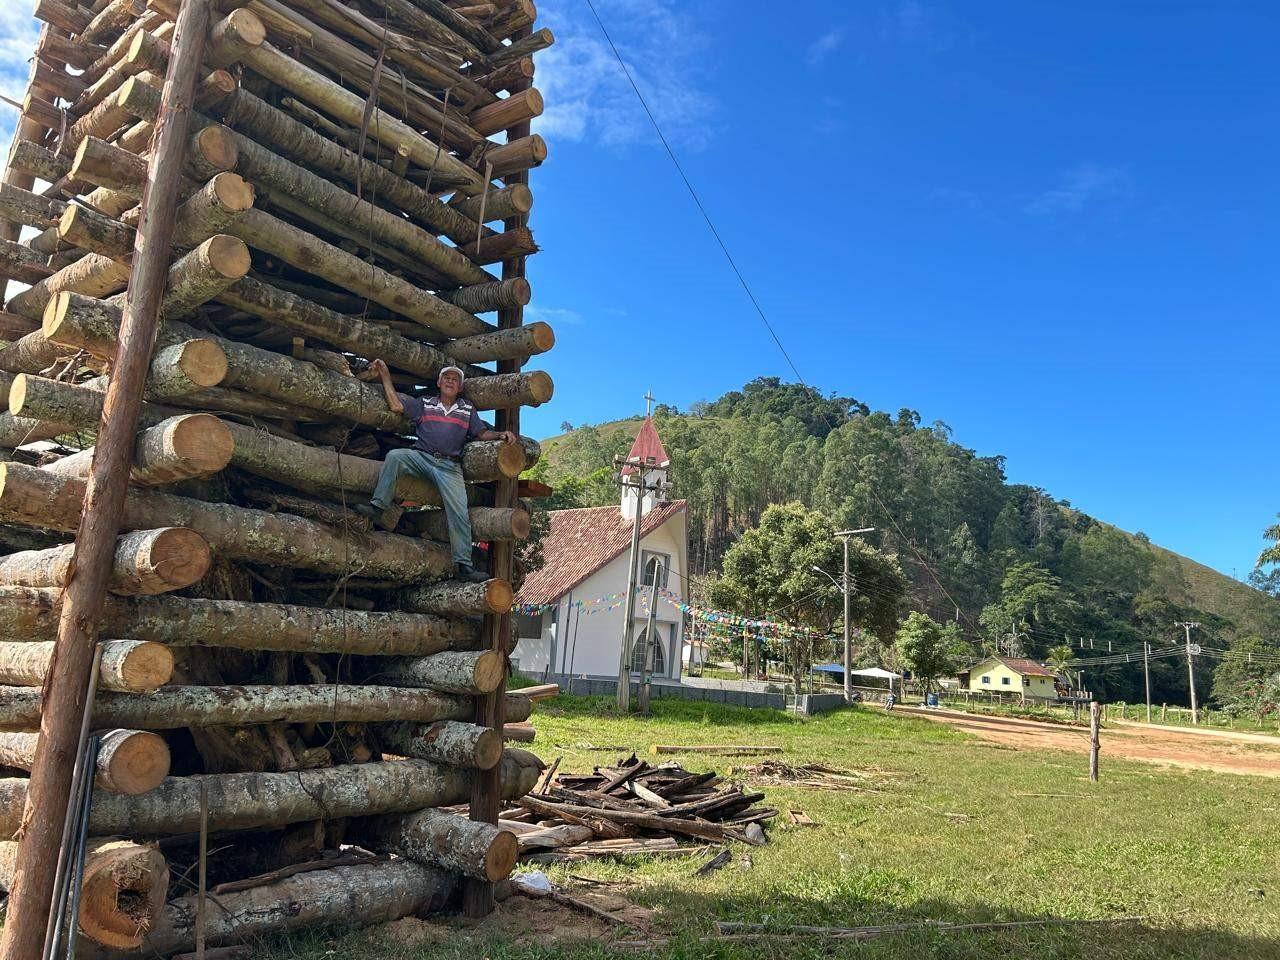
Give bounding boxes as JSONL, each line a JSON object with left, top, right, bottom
{"left": 1176, "top": 621, "right": 1201, "bottom": 724}
{"left": 614, "top": 455, "right": 664, "bottom": 713}
{"left": 1143, "top": 641, "right": 1152, "bottom": 723}
{"left": 833, "top": 528, "right": 875, "bottom": 703}
{"left": 637, "top": 557, "right": 661, "bottom": 715}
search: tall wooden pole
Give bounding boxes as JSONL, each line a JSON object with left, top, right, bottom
{"left": 1177, "top": 620, "right": 1200, "bottom": 724}
{"left": 0, "top": 4, "right": 211, "bottom": 957}
{"left": 463, "top": 27, "right": 532, "bottom": 918}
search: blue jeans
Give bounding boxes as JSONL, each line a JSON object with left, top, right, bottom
{"left": 371, "top": 449, "right": 472, "bottom": 565}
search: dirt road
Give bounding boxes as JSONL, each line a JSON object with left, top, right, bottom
{"left": 899, "top": 706, "right": 1280, "bottom": 778}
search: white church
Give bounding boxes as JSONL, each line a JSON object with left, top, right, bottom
{"left": 513, "top": 418, "right": 689, "bottom": 681}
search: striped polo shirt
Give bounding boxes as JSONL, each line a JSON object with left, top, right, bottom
{"left": 399, "top": 393, "right": 490, "bottom": 458}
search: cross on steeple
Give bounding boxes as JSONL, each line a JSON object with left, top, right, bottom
{"left": 643, "top": 390, "right": 656, "bottom": 417}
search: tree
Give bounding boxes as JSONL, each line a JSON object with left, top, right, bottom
{"left": 1045, "top": 644, "right": 1074, "bottom": 676}
{"left": 709, "top": 502, "right": 906, "bottom": 688}
{"left": 1210, "top": 636, "right": 1280, "bottom": 720}
{"left": 559, "top": 420, "right": 574, "bottom": 432}
{"left": 1252, "top": 515, "right": 1280, "bottom": 598}
{"left": 979, "top": 561, "right": 1077, "bottom": 656}
{"left": 895, "top": 612, "right": 967, "bottom": 693}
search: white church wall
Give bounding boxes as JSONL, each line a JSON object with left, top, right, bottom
{"left": 514, "top": 511, "right": 688, "bottom": 682}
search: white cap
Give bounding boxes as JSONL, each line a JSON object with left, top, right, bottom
{"left": 438, "top": 365, "right": 465, "bottom": 382}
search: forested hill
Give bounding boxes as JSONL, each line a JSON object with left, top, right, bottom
{"left": 528, "top": 379, "right": 1280, "bottom": 702}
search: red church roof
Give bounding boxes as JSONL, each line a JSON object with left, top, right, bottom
{"left": 517, "top": 501, "right": 686, "bottom": 605}
{"left": 620, "top": 418, "right": 669, "bottom": 474}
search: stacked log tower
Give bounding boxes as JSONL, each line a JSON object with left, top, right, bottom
{"left": 0, "top": 0, "right": 554, "bottom": 954}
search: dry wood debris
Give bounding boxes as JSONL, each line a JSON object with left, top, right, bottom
{"left": 500, "top": 756, "right": 778, "bottom": 865}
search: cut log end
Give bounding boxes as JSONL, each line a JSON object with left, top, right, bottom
{"left": 42, "top": 289, "right": 108, "bottom": 355}
{"left": 79, "top": 839, "right": 169, "bottom": 949}
{"left": 495, "top": 442, "right": 525, "bottom": 479}
{"left": 510, "top": 276, "right": 532, "bottom": 305}
{"left": 98, "top": 728, "right": 171, "bottom": 794}
{"left": 473, "top": 649, "right": 505, "bottom": 694}
{"left": 528, "top": 370, "right": 554, "bottom": 404}
{"left": 192, "top": 125, "right": 238, "bottom": 174}
{"left": 484, "top": 578, "right": 514, "bottom": 614}
{"left": 103, "top": 640, "right": 174, "bottom": 692}
{"left": 473, "top": 726, "right": 505, "bottom": 770}
{"left": 210, "top": 171, "right": 255, "bottom": 213}
{"left": 528, "top": 321, "right": 555, "bottom": 353}
{"left": 138, "top": 525, "right": 214, "bottom": 592}
{"left": 221, "top": 7, "right": 266, "bottom": 47}
{"left": 202, "top": 234, "right": 252, "bottom": 280}
{"left": 172, "top": 338, "right": 229, "bottom": 388}
{"left": 484, "top": 829, "right": 519, "bottom": 882}
{"left": 168, "top": 412, "right": 235, "bottom": 475}
{"left": 509, "top": 183, "right": 534, "bottom": 215}
{"left": 511, "top": 509, "right": 531, "bottom": 540}
{"left": 8, "top": 376, "right": 33, "bottom": 418}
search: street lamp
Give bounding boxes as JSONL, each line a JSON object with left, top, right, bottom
{"left": 833, "top": 528, "right": 876, "bottom": 703}
{"left": 810, "top": 566, "right": 841, "bottom": 589}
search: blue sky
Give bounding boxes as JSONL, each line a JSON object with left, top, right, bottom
{"left": 4, "top": 3, "right": 1275, "bottom": 579}
{"left": 519, "top": 0, "right": 1279, "bottom": 581}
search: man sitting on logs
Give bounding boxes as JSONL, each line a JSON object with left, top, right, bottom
{"left": 359, "top": 361, "right": 516, "bottom": 583}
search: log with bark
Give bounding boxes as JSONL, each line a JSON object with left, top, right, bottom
{"left": 0, "top": 526, "right": 212, "bottom": 594}
{"left": 399, "top": 577, "right": 514, "bottom": 617}
{"left": 79, "top": 859, "right": 457, "bottom": 959}
{"left": 0, "top": 728, "right": 170, "bottom": 794}
{"left": 374, "top": 719, "right": 504, "bottom": 769}
{"left": 0, "top": 586, "right": 477, "bottom": 654}
{"left": 42, "top": 414, "right": 235, "bottom": 487}
{"left": 354, "top": 807, "right": 517, "bottom": 881}
{"left": 0, "top": 751, "right": 544, "bottom": 837}
{"left": 0, "top": 463, "right": 456, "bottom": 581}
{"left": 0, "top": 684, "right": 537, "bottom": 730}
{"left": 368, "top": 649, "right": 507, "bottom": 695}
{"left": 0, "top": 639, "right": 172, "bottom": 692}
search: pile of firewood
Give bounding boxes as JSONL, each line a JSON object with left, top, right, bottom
{"left": 502, "top": 757, "right": 778, "bottom": 865}
{"left": 0, "top": 0, "right": 554, "bottom": 955}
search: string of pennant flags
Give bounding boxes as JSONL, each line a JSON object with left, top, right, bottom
{"left": 514, "top": 588, "right": 847, "bottom": 643}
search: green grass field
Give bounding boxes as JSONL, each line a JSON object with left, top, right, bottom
{"left": 262, "top": 696, "right": 1279, "bottom": 960}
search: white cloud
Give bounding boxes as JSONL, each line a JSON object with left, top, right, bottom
{"left": 525, "top": 304, "right": 584, "bottom": 326}
{"left": 1024, "top": 164, "right": 1130, "bottom": 216}
{"left": 0, "top": 10, "right": 38, "bottom": 145}
{"left": 805, "top": 28, "right": 844, "bottom": 67}
{"left": 533, "top": 0, "right": 714, "bottom": 149}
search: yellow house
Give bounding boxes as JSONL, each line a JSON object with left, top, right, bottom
{"left": 963, "top": 656, "right": 1059, "bottom": 701}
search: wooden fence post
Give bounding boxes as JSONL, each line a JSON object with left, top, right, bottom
{"left": 1088, "top": 702, "right": 1101, "bottom": 782}
{"left": 0, "top": 4, "right": 211, "bottom": 957}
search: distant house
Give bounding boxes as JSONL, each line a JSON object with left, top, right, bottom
{"left": 513, "top": 418, "right": 688, "bottom": 681}
{"left": 960, "top": 656, "right": 1059, "bottom": 701}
